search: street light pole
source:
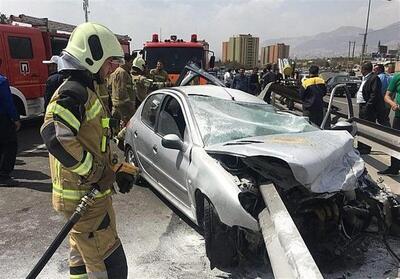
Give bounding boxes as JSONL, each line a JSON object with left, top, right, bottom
{"left": 360, "top": 0, "right": 371, "bottom": 63}
{"left": 83, "top": 0, "right": 89, "bottom": 22}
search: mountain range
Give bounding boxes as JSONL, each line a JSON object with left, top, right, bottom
{"left": 261, "top": 21, "right": 400, "bottom": 58}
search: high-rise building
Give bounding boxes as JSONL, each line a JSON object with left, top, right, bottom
{"left": 222, "top": 34, "right": 259, "bottom": 68}
{"left": 260, "top": 43, "right": 290, "bottom": 66}
{"left": 222, "top": 41, "right": 228, "bottom": 63}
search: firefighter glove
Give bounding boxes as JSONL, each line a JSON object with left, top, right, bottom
{"left": 116, "top": 172, "right": 135, "bottom": 193}
{"left": 113, "top": 162, "right": 139, "bottom": 194}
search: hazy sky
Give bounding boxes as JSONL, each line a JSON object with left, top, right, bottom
{"left": 1, "top": 0, "right": 399, "bottom": 57}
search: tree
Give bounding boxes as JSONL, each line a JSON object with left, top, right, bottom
{"left": 0, "top": 13, "right": 8, "bottom": 24}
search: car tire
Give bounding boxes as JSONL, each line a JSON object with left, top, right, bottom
{"left": 203, "top": 197, "right": 238, "bottom": 269}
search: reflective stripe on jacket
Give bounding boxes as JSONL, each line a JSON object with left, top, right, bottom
{"left": 41, "top": 73, "right": 113, "bottom": 212}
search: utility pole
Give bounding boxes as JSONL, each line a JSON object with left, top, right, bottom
{"left": 360, "top": 0, "right": 371, "bottom": 63}
{"left": 348, "top": 41, "right": 352, "bottom": 70}
{"left": 348, "top": 41, "right": 352, "bottom": 59}
{"left": 83, "top": 0, "right": 89, "bottom": 22}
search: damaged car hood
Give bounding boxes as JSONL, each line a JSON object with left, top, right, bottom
{"left": 205, "top": 130, "right": 365, "bottom": 193}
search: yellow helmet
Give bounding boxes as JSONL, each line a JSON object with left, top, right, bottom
{"left": 64, "top": 22, "right": 124, "bottom": 73}
{"left": 132, "top": 56, "right": 146, "bottom": 72}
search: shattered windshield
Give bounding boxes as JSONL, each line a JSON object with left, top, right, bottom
{"left": 189, "top": 95, "right": 318, "bottom": 146}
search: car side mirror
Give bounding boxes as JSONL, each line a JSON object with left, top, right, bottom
{"left": 209, "top": 56, "right": 215, "bottom": 69}
{"left": 162, "top": 134, "right": 184, "bottom": 151}
{"left": 332, "top": 121, "right": 357, "bottom": 136}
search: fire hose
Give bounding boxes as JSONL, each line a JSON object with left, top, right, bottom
{"left": 26, "top": 162, "right": 139, "bottom": 279}
{"left": 26, "top": 186, "right": 99, "bottom": 279}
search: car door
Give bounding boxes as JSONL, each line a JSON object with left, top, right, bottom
{"left": 152, "top": 95, "right": 192, "bottom": 207}
{"left": 133, "top": 93, "right": 164, "bottom": 180}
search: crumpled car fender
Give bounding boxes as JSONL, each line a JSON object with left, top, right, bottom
{"left": 187, "top": 146, "right": 260, "bottom": 231}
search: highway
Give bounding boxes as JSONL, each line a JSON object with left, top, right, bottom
{"left": 0, "top": 118, "right": 399, "bottom": 278}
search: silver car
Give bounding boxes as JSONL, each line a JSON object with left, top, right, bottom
{"left": 124, "top": 84, "right": 399, "bottom": 268}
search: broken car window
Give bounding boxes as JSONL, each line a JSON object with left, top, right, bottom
{"left": 189, "top": 95, "right": 318, "bottom": 146}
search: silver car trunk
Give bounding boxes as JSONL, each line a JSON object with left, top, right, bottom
{"left": 205, "top": 130, "right": 365, "bottom": 193}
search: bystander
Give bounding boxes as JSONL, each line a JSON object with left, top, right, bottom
{"left": 261, "top": 64, "right": 277, "bottom": 103}
{"left": 374, "top": 64, "right": 392, "bottom": 123}
{"left": 223, "top": 69, "right": 233, "bottom": 87}
{"left": 249, "top": 67, "right": 260, "bottom": 95}
{"left": 0, "top": 65, "right": 20, "bottom": 186}
{"left": 43, "top": 56, "right": 65, "bottom": 108}
{"left": 299, "top": 65, "right": 326, "bottom": 126}
{"left": 231, "top": 68, "right": 250, "bottom": 93}
{"left": 357, "top": 62, "right": 388, "bottom": 126}
{"left": 378, "top": 72, "right": 400, "bottom": 176}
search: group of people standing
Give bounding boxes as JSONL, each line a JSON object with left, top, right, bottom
{"left": 354, "top": 61, "right": 399, "bottom": 175}
{"left": 224, "top": 64, "right": 279, "bottom": 96}
{"left": 107, "top": 55, "right": 171, "bottom": 127}
{"left": 300, "top": 61, "right": 399, "bottom": 176}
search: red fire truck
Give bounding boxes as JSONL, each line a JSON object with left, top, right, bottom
{"left": 0, "top": 14, "right": 131, "bottom": 118}
{"left": 142, "top": 34, "right": 214, "bottom": 84}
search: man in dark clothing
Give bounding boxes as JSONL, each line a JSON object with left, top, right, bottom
{"left": 299, "top": 65, "right": 326, "bottom": 126}
{"left": 261, "top": 64, "right": 277, "bottom": 103}
{"left": 357, "top": 62, "right": 388, "bottom": 126}
{"left": 249, "top": 67, "right": 260, "bottom": 95}
{"left": 231, "top": 68, "right": 250, "bottom": 93}
{"left": 43, "top": 56, "right": 65, "bottom": 108}
{"left": 0, "top": 71, "right": 20, "bottom": 186}
{"left": 374, "top": 64, "right": 391, "bottom": 124}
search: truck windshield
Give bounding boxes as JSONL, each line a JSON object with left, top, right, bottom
{"left": 145, "top": 47, "right": 204, "bottom": 74}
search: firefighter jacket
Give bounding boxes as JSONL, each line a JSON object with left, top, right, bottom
{"left": 132, "top": 74, "right": 167, "bottom": 103}
{"left": 108, "top": 66, "right": 135, "bottom": 123}
{"left": 41, "top": 72, "right": 115, "bottom": 212}
{"left": 300, "top": 76, "right": 327, "bottom": 111}
{"left": 149, "top": 68, "right": 170, "bottom": 82}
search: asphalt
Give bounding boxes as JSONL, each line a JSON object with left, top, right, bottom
{"left": 0, "top": 118, "right": 399, "bottom": 279}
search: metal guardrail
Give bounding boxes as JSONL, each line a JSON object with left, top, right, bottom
{"left": 261, "top": 82, "right": 400, "bottom": 160}
{"left": 256, "top": 83, "right": 399, "bottom": 278}
{"left": 258, "top": 183, "right": 323, "bottom": 279}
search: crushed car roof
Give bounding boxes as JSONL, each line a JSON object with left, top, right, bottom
{"left": 170, "top": 85, "right": 266, "bottom": 104}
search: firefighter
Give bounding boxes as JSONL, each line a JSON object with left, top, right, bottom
{"left": 108, "top": 53, "right": 135, "bottom": 124}
{"left": 149, "top": 60, "right": 170, "bottom": 83}
{"left": 40, "top": 22, "right": 134, "bottom": 279}
{"left": 299, "top": 65, "right": 327, "bottom": 126}
{"left": 132, "top": 56, "right": 168, "bottom": 109}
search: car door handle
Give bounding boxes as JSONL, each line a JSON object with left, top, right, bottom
{"left": 152, "top": 145, "right": 158, "bottom": 154}
{"left": 134, "top": 131, "right": 138, "bottom": 138}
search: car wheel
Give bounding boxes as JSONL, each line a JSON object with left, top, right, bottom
{"left": 203, "top": 197, "right": 238, "bottom": 269}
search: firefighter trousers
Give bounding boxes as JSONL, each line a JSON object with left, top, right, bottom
{"left": 64, "top": 196, "right": 128, "bottom": 279}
